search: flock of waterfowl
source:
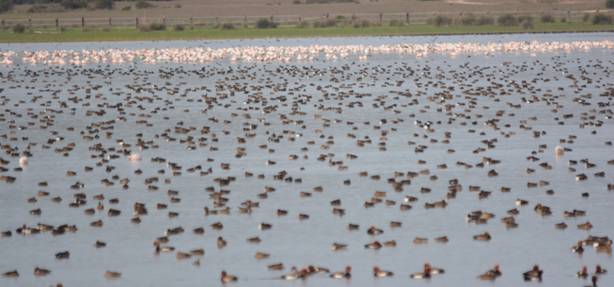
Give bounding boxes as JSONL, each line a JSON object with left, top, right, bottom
{"left": 0, "top": 35, "right": 613, "bottom": 286}
{"left": 0, "top": 40, "right": 613, "bottom": 66}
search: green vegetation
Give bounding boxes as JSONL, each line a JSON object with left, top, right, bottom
{"left": 139, "top": 22, "right": 166, "bottom": 31}
{"left": 0, "top": 0, "right": 116, "bottom": 13}
{"left": 12, "top": 23, "right": 25, "bottom": 33}
{"left": 497, "top": 14, "right": 518, "bottom": 26}
{"left": 0, "top": 0, "right": 13, "bottom": 13}
{"left": 607, "top": 0, "right": 614, "bottom": 9}
{"left": 303, "top": 0, "right": 355, "bottom": 4}
{"left": 1, "top": 22, "right": 613, "bottom": 43}
{"left": 61, "top": 0, "right": 88, "bottom": 10}
{"left": 220, "top": 23, "right": 235, "bottom": 30}
{"left": 256, "top": 18, "right": 278, "bottom": 29}
{"left": 93, "top": 0, "right": 113, "bottom": 9}
{"left": 592, "top": 13, "right": 613, "bottom": 24}
{"left": 135, "top": 0, "right": 154, "bottom": 9}
{"left": 430, "top": 15, "right": 452, "bottom": 26}
{"left": 540, "top": 14, "right": 555, "bottom": 23}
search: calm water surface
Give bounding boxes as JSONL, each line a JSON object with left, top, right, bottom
{"left": 1, "top": 33, "right": 613, "bottom": 287}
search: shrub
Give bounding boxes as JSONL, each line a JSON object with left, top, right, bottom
{"left": 540, "top": 14, "right": 555, "bottom": 23}
{"left": 220, "top": 23, "right": 235, "bottom": 30}
{"left": 61, "top": 0, "right": 87, "bottom": 9}
{"left": 517, "top": 15, "right": 533, "bottom": 23}
{"left": 173, "top": 24, "right": 185, "bottom": 31}
{"left": 353, "top": 20, "right": 370, "bottom": 28}
{"left": 430, "top": 15, "right": 452, "bottom": 26}
{"left": 256, "top": 18, "right": 278, "bottom": 28}
{"left": 93, "top": 0, "right": 114, "bottom": 10}
{"left": 520, "top": 17, "right": 534, "bottom": 29}
{"left": 292, "top": 0, "right": 301, "bottom": 3}
{"left": 0, "top": 0, "right": 13, "bottom": 13}
{"left": 592, "top": 13, "right": 613, "bottom": 24}
{"left": 459, "top": 14, "right": 476, "bottom": 25}
{"left": 140, "top": 22, "right": 166, "bottom": 31}
{"left": 582, "top": 13, "right": 590, "bottom": 22}
{"left": 476, "top": 15, "right": 494, "bottom": 25}
{"left": 27, "top": 4, "right": 49, "bottom": 13}
{"left": 296, "top": 21, "right": 310, "bottom": 28}
{"left": 12, "top": 23, "right": 26, "bottom": 33}
{"left": 135, "top": 0, "right": 154, "bottom": 9}
{"left": 174, "top": 3, "right": 181, "bottom": 8}
{"left": 314, "top": 19, "right": 337, "bottom": 27}
{"left": 121, "top": 5, "right": 131, "bottom": 10}
{"left": 560, "top": 17, "right": 567, "bottom": 23}
{"left": 389, "top": 19, "right": 404, "bottom": 26}
{"left": 607, "top": 0, "right": 614, "bottom": 9}
{"left": 497, "top": 14, "right": 518, "bottom": 26}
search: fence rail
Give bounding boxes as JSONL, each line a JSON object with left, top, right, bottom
{"left": 1, "top": 10, "right": 613, "bottom": 30}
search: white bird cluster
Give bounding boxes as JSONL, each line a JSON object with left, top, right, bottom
{"left": 2, "top": 40, "right": 613, "bottom": 66}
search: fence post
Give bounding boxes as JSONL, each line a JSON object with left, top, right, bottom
{"left": 379, "top": 13, "right": 383, "bottom": 25}
{"left": 244, "top": 16, "right": 247, "bottom": 27}
{"left": 567, "top": 10, "right": 570, "bottom": 22}
{"left": 81, "top": 16, "right": 85, "bottom": 29}
{"left": 190, "top": 17, "right": 193, "bottom": 29}
{"left": 351, "top": 13, "right": 355, "bottom": 25}
{"left": 326, "top": 13, "right": 329, "bottom": 19}
{"left": 28, "top": 18, "right": 32, "bottom": 30}
{"left": 298, "top": 16, "right": 302, "bottom": 26}
{"left": 56, "top": 18, "right": 59, "bottom": 31}
{"left": 1, "top": 19, "right": 4, "bottom": 30}
{"left": 406, "top": 12, "right": 409, "bottom": 24}
{"left": 136, "top": 17, "right": 139, "bottom": 28}
{"left": 162, "top": 17, "right": 166, "bottom": 26}
{"left": 109, "top": 17, "right": 112, "bottom": 27}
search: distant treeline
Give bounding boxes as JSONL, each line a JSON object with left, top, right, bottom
{"left": 0, "top": 0, "right": 172, "bottom": 13}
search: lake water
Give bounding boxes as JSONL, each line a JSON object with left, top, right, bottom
{"left": 1, "top": 33, "right": 613, "bottom": 287}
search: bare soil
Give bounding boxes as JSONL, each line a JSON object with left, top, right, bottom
{"left": 1, "top": 0, "right": 609, "bottom": 19}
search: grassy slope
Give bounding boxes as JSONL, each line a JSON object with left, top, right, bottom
{"left": 1, "top": 22, "right": 613, "bottom": 43}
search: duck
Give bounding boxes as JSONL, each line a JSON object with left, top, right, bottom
{"left": 571, "top": 241, "right": 584, "bottom": 254}
{"left": 254, "top": 251, "right": 269, "bottom": 260}
{"left": 268, "top": 263, "right": 284, "bottom": 271}
{"left": 331, "top": 242, "right": 347, "bottom": 251}
{"left": 281, "top": 267, "right": 305, "bottom": 280}
{"left": 523, "top": 265, "right": 543, "bottom": 281}
{"left": 585, "top": 275, "right": 598, "bottom": 287}
{"left": 364, "top": 241, "right": 382, "bottom": 249}
{"left": 373, "top": 266, "right": 393, "bottom": 278}
{"left": 577, "top": 266, "right": 589, "bottom": 278}
{"left": 595, "top": 265, "right": 607, "bottom": 274}
{"left": 55, "top": 251, "right": 70, "bottom": 260}
{"left": 330, "top": 266, "right": 351, "bottom": 279}
{"left": 220, "top": 270, "right": 238, "bottom": 283}
{"left": 2, "top": 270, "right": 19, "bottom": 278}
{"left": 473, "top": 232, "right": 492, "bottom": 241}
{"left": 479, "top": 264, "right": 502, "bottom": 281}
{"left": 411, "top": 263, "right": 445, "bottom": 279}
{"left": 34, "top": 267, "right": 51, "bottom": 277}
{"left": 410, "top": 264, "right": 431, "bottom": 279}
{"left": 217, "top": 236, "right": 227, "bottom": 249}
{"left": 104, "top": 271, "right": 121, "bottom": 279}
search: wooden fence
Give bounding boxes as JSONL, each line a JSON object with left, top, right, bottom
{"left": 1, "top": 10, "right": 613, "bottom": 30}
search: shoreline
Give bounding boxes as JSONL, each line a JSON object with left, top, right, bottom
{"left": 1, "top": 23, "right": 614, "bottom": 44}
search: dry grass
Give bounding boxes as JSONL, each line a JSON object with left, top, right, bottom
{"left": 1, "top": 0, "right": 607, "bottom": 19}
